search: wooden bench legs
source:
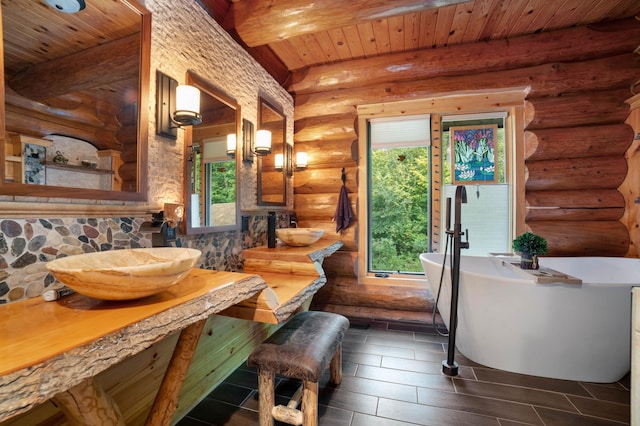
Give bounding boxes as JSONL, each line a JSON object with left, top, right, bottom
{"left": 257, "top": 342, "right": 343, "bottom": 426}
{"left": 258, "top": 370, "right": 275, "bottom": 426}
{"left": 329, "top": 342, "right": 343, "bottom": 385}
{"left": 248, "top": 311, "right": 350, "bottom": 426}
{"left": 301, "top": 380, "right": 318, "bottom": 426}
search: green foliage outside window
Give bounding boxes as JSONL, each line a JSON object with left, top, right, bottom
{"left": 370, "top": 146, "right": 428, "bottom": 273}
{"left": 209, "top": 161, "right": 235, "bottom": 203}
{"left": 368, "top": 125, "right": 504, "bottom": 274}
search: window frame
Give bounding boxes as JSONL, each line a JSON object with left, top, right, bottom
{"left": 367, "top": 114, "right": 431, "bottom": 276}
{"left": 356, "top": 90, "right": 527, "bottom": 286}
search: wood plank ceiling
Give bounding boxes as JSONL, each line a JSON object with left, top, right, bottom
{"left": 199, "top": 0, "right": 640, "bottom": 91}
{"left": 3, "top": 1, "right": 142, "bottom": 151}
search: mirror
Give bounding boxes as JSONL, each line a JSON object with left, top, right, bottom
{"left": 183, "top": 71, "right": 241, "bottom": 234}
{"left": 0, "top": 0, "right": 150, "bottom": 201}
{"left": 258, "top": 97, "right": 286, "bottom": 206}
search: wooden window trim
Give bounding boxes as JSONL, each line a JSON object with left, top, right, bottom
{"left": 356, "top": 89, "right": 527, "bottom": 286}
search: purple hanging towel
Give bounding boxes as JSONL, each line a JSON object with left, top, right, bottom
{"left": 333, "top": 168, "right": 352, "bottom": 233}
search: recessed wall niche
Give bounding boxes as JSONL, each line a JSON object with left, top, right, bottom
{"left": 44, "top": 135, "right": 120, "bottom": 191}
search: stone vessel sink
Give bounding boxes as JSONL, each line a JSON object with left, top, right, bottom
{"left": 276, "top": 228, "right": 325, "bottom": 247}
{"left": 46, "top": 247, "right": 201, "bottom": 300}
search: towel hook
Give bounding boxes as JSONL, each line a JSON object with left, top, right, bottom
{"left": 341, "top": 168, "right": 346, "bottom": 184}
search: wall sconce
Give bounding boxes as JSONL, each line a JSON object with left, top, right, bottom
{"left": 156, "top": 71, "right": 202, "bottom": 140}
{"left": 174, "top": 85, "right": 202, "bottom": 126}
{"left": 295, "top": 152, "right": 308, "bottom": 170}
{"left": 255, "top": 130, "right": 272, "bottom": 155}
{"left": 226, "top": 134, "right": 236, "bottom": 158}
{"left": 242, "top": 119, "right": 254, "bottom": 163}
{"left": 274, "top": 153, "right": 284, "bottom": 171}
{"left": 242, "top": 119, "right": 272, "bottom": 163}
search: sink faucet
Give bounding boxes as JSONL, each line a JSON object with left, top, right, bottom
{"left": 289, "top": 217, "right": 298, "bottom": 228}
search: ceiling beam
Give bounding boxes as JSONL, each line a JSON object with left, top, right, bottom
{"left": 197, "top": 0, "right": 291, "bottom": 86}
{"left": 232, "top": 0, "right": 470, "bottom": 47}
{"left": 287, "top": 17, "right": 640, "bottom": 94}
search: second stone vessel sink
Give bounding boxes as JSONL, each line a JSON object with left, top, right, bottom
{"left": 46, "top": 247, "right": 201, "bottom": 300}
{"left": 276, "top": 228, "right": 325, "bottom": 247}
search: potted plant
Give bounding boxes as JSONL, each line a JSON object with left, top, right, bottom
{"left": 512, "top": 232, "right": 548, "bottom": 270}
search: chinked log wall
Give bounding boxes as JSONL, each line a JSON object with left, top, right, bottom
{"left": 290, "top": 18, "right": 640, "bottom": 320}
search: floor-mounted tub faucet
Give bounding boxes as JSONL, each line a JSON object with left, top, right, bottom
{"left": 443, "top": 185, "right": 470, "bottom": 377}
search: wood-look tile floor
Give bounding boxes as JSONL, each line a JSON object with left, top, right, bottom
{"left": 177, "top": 317, "right": 631, "bottom": 425}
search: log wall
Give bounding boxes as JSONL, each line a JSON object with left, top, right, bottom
{"left": 621, "top": 94, "right": 640, "bottom": 257}
{"left": 295, "top": 18, "right": 640, "bottom": 321}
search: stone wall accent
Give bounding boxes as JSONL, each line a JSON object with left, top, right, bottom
{"left": 0, "top": 218, "right": 150, "bottom": 304}
{"left": 0, "top": 210, "right": 291, "bottom": 305}
{"left": 178, "top": 211, "right": 292, "bottom": 272}
{"left": 145, "top": 0, "right": 294, "bottom": 211}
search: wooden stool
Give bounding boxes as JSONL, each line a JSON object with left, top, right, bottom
{"left": 247, "top": 311, "right": 350, "bottom": 426}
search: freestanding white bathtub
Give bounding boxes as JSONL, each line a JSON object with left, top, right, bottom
{"left": 420, "top": 253, "right": 640, "bottom": 383}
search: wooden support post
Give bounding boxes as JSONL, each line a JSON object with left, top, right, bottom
{"left": 145, "top": 319, "right": 207, "bottom": 426}
{"left": 258, "top": 370, "right": 275, "bottom": 426}
{"left": 53, "top": 377, "right": 125, "bottom": 426}
{"left": 301, "top": 380, "right": 318, "bottom": 426}
{"left": 272, "top": 384, "right": 304, "bottom": 425}
{"left": 329, "top": 343, "right": 343, "bottom": 385}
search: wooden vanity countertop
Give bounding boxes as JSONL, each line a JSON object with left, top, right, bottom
{"left": 220, "top": 240, "right": 343, "bottom": 324}
{"left": 0, "top": 269, "right": 266, "bottom": 422}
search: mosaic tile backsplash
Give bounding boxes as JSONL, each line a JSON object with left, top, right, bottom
{"left": 0, "top": 212, "right": 291, "bottom": 304}
{"left": 0, "top": 218, "right": 150, "bottom": 304}
{"left": 178, "top": 211, "right": 291, "bottom": 271}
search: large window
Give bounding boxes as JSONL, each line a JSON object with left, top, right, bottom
{"left": 368, "top": 116, "right": 430, "bottom": 274}
{"left": 358, "top": 94, "right": 525, "bottom": 285}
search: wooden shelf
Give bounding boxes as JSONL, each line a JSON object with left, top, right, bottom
{"left": 45, "top": 162, "right": 114, "bottom": 175}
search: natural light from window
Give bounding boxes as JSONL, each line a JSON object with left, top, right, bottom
{"left": 368, "top": 115, "right": 430, "bottom": 274}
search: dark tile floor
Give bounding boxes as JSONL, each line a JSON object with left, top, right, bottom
{"left": 178, "top": 317, "right": 631, "bottom": 425}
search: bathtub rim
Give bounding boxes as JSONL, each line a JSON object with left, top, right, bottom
{"left": 419, "top": 252, "right": 640, "bottom": 286}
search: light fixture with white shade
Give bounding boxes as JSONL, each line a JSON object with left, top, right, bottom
{"left": 274, "top": 153, "right": 284, "bottom": 171}
{"left": 243, "top": 121, "right": 272, "bottom": 163}
{"left": 156, "top": 71, "right": 202, "bottom": 139}
{"left": 254, "top": 130, "right": 272, "bottom": 156}
{"left": 295, "top": 152, "right": 308, "bottom": 170}
{"left": 173, "top": 85, "right": 202, "bottom": 126}
{"left": 226, "top": 134, "right": 237, "bottom": 158}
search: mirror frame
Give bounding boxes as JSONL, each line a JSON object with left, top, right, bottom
{"left": 0, "top": 1, "right": 150, "bottom": 202}
{"left": 257, "top": 96, "right": 286, "bottom": 206}
{"left": 182, "top": 70, "right": 241, "bottom": 235}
